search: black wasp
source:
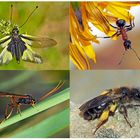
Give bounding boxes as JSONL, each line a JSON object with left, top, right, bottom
{"left": 0, "top": 5, "right": 57, "bottom": 64}
{"left": 79, "top": 87, "right": 140, "bottom": 135}
{"left": 96, "top": 11, "right": 140, "bottom": 64}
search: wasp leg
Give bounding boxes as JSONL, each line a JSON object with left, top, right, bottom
{"left": 95, "top": 30, "right": 121, "bottom": 39}
{"left": 119, "top": 105, "right": 132, "bottom": 128}
{"left": 109, "top": 102, "right": 117, "bottom": 116}
{"left": 16, "top": 104, "right": 22, "bottom": 116}
{"left": 125, "top": 104, "right": 140, "bottom": 108}
{"left": 93, "top": 108, "right": 110, "bottom": 135}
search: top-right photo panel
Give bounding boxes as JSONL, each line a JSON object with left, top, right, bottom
{"left": 70, "top": 2, "right": 140, "bottom": 70}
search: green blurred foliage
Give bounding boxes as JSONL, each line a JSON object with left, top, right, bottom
{"left": 0, "top": 2, "right": 69, "bottom": 70}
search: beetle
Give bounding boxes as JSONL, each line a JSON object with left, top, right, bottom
{"left": 79, "top": 87, "right": 140, "bottom": 134}
{"left": 0, "top": 80, "right": 64, "bottom": 123}
{"left": 0, "top": 5, "right": 57, "bottom": 64}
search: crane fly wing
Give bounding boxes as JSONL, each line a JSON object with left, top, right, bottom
{"left": 20, "top": 34, "right": 57, "bottom": 48}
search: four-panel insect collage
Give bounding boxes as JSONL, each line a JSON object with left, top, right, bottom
{"left": 0, "top": 1, "right": 139, "bottom": 139}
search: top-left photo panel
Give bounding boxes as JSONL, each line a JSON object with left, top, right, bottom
{"left": 0, "top": 2, "right": 69, "bottom": 70}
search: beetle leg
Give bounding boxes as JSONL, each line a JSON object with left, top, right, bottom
{"left": 93, "top": 108, "right": 110, "bottom": 135}
{"left": 119, "top": 105, "right": 132, "bottom": 128}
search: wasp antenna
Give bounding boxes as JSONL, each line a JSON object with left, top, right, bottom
{"left": 39, "top": 80, "right": 65, "bottom": 102}
{"left": 10, "top": 4, "right": 13, "bottom": 27}
{"left": 118, "top": 51, "right": 126, "bottom": 65}
{"left": 131, "top": 48, "right": 140, "bottom": 61}
{"left": 19, "top": 6, "right": 38, "bottom": 28}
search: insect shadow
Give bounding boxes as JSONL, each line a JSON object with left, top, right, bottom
{"left": 0, "top": 4, "right": 57, "bottom": 65}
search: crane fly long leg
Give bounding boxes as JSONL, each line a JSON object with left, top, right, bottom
{"left": 39, "top": 80, "right": 65, "bottom": 102}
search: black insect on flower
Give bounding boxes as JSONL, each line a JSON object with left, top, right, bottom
{"left": 0, "top": 5, "right": 57, "bottom": 65}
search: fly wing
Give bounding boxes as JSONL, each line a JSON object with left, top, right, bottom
{"left": 20, "top": 34, "right": 57, "bottom": 48}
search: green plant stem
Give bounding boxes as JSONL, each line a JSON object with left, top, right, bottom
{"left": 0, "top": 88, "right": 69, "bottom": 129}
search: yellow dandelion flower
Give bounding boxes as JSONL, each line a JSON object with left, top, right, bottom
{"left": 70, "top": 2, "right": 140, "bottom": 70}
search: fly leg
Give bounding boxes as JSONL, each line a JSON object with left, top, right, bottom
{"left": 119, "top": 105, "right": 132, "bottom": 128}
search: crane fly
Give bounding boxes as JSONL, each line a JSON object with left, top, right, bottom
{"left": 0, "top": 80, "right": 65, "bottom": 123}
{"left": 0, "top": 5, "right": 57, "bottom": 64}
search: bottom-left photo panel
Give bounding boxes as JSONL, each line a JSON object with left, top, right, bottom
{"left": 0, "top": 70, "right": 69, "bottom": 138}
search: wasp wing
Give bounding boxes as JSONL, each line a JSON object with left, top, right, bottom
{"left": 20, "top": 34, "right": 57, "bottom": 48}
{"left": 0, "top": 92, "right": 29, "bottom": 98}
{"left": 79, "top": 95, "right": 112, "bottom": 112}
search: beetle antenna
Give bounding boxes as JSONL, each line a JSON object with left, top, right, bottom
{"left": 131, "top": 48, "right": 140, "bottom": 61}
{"left": 10, "top": 4, "right": 13, "bottom": 27}
{"left": 19, "top": 6, "right": 38, "bottom": 28}
{"left": 118, "top": 51, "right": 126, "bottom": 65}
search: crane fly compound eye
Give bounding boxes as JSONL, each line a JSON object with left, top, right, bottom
{"left": 116, "top": 19, "right": 126, "bottom": 27}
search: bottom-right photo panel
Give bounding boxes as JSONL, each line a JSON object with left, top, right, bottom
{"left": 70, "top": 70, "right": 140, "bottom": 138}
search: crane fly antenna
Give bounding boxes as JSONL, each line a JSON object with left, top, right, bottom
{"left": 131, "top": 48, "right": 140, "bottom": 61}
{"left": 19, "top": 6, "right": 38, "bottom": 28}
{"left": 10, "top": 4, "right": 13, "bottom": 27}
{"left": 39, "top": 80, "right": 65, "bottom": 102}
{"left": 118, "top": 51, "right": 126, "bottom": 65}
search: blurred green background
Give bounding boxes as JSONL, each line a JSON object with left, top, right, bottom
{"left": 0, "top": 70, "right": 69, "bottom": 138}
{"left": 0, "top": 2, "right": 69, "bottom": 70}
{"left": 71, "top": 70, "right": 140, "bottom": 104}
